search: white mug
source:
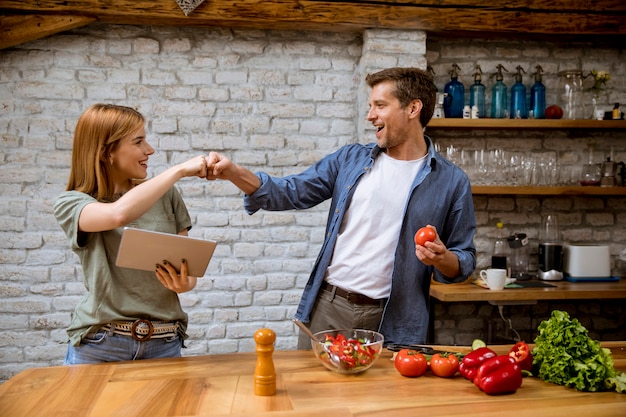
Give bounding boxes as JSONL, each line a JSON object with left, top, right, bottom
{"left": 479, "top": 268, "right": 507, "bottom": 290}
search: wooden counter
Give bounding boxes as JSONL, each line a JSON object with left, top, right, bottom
{"left": 1, "top": 343, "right": 624, "bottom": 417}
{"left": 429, "top": 278, "right": 626, "bottom": 303}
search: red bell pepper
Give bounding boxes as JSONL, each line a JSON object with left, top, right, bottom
{"left": 459, "top": 347, "right": 497, "bottom": 381}
{"left": 508, "top": 341, "right": 533, "bottom": 372}
{"left": 474, "top": 355, "right": 523, "bottom": 395}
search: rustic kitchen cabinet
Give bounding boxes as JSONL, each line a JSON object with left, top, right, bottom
{"left": 426, "top": 119, "right": 626, "bottom": 196}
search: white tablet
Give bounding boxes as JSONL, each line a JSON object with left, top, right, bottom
{"left": 115, "top": 227, "right": 217, "bottom": 277}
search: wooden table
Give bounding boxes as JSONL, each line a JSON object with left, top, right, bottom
{"left": 1, "top": 343, "right": 625, "bottom": 417}
{"left": 429, "top": 278, "right": 626, "bottom": 303}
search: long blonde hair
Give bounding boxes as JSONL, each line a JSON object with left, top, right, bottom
{"left": 66, "top": 104, "right": 145, "bottom": 201}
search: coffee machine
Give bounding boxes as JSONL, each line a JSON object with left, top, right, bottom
{"left": 600, "top": 157, "right": 626, "bottom": 187}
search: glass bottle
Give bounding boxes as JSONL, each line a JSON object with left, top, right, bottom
{"left": 490, "top": 64, "right": 509, "bottom": 119}
{"left": 530, "top": 65, "right": 546, "bottom": 119}
{"left": 613, "top": 103, "right": 622, "bottom": 120}
{"left": 558, "top": 70, "right": 584, "bottom": 119}
{"left": 444, "top": 63, "right": 464, "bottom": 118}
{"left": 580, "top": 146, "right": 601, "bottom": 186}
{"left": 510, "top": 66, "right": 528, "bottom": 119}
{"left": 491, "top": 222, "right": 509, "bottom": 274}
{"left": 469, "top": 65, "right": 486, "bottom": 119}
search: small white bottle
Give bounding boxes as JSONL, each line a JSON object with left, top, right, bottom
{"left": 463, "top": 105, "right": 471, "bottom": 119}
{"left": 471, "top": 105, "right": 479, "bottom": 119}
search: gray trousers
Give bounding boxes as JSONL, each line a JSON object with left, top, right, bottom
{"left": 296, "top": 286, "right": 385, "bottom": 349}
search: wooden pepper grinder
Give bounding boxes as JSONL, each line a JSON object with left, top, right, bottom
{"left": 254, "top": 328, "right": 276, "bottom": 396}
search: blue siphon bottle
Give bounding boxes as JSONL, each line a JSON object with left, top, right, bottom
{"left": 510, "top": 66, "right": 528, "bottom": 119}
{"left": 530, "top": 65, "right": 546, "bottom": 119}
{"left": 490, "top": 64, "right": 509, "bottom": 118}
{"left": 444, "top": 63, "right": 464, "bottom": 118}
{"left": 469, "top": 65, "right": 486, "bottom": 118}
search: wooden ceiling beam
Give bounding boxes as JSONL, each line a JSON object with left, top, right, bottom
{"left": 0, "top": 14, "right": 95, "bottom": 49}
{"left": 1, "top": 0, "right": 625, "bottom": 49}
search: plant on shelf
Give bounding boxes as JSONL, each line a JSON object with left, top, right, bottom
{"left": 588, "top": 70, "right": 611, "bottom": 119}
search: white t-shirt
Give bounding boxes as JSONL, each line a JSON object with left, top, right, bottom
{"left": 325, "top": 151, "right": 426, "bottom": 299}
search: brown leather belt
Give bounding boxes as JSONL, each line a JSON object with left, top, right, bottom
{"left": 103, "top": 320, "right": 179, "bottom": 342}
{"left": 321, "top": 281, "right": 385, "bottom": 306}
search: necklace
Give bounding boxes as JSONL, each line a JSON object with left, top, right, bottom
{"left": 101, "top": 192, "right": 125, "bottom": 203}
{"left": 98, "top": 181, "right": 136, "bottom": 202}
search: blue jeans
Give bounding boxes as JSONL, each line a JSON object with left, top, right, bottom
{"left": 64, "top": 328, "right": 182, "bottom": 365}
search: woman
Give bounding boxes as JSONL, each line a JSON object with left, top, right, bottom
{"left": 54, "top": 103, "right": 208, "bottom": 364}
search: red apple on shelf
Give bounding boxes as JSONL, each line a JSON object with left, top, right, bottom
{"left": 545, "top": 105, "right": 564, "bottom": 119}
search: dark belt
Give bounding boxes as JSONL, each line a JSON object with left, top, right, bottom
{"left": 321, "top": 281, "right": 385, "bottom": 306}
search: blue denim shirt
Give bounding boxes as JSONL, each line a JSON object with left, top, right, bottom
{"left": 244, "top": 137, "right": 476, "bottom": 345}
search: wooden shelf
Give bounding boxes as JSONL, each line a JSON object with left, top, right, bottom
{"left": 430, "top": 280, "right": 626, "bottom": 303}
{"left": 427, "top": 119, "right": 626, "bottom": 129}
{"left": 431, "top": 119, "right": 626, "bottom": 196}
{"left": 472, "top": 185, "right": 626, "bottom": 195}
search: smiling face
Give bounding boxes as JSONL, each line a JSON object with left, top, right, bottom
{"left": 367, "top": 80, "right": 423, "bottom": 157}
{"left": 108, "top": 124, "right": 154, "bottom": 190}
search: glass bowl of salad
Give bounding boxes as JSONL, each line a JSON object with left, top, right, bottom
{"left": 311, "top": 329, "right": 384, "bottom": 374}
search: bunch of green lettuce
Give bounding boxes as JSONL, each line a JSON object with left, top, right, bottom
{"left": 532, "top": 310, "right": 626, "bottom": 393}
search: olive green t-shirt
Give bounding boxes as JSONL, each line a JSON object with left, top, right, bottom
{"left": 54, "top": 187, "right": 192, "bottom": 346}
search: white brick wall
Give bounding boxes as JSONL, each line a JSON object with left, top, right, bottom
{"left": 1, "top": 24, "right": 625, "bottom": 383}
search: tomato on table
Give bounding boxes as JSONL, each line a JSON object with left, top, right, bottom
{"left": 414, "top": 226, "right": 436, "bottom": 246}
{"left": 430, "top": 353, "right": 460, "bottom": 377}
{"left": 394, "top": 348, "right": 428, "bottom": 377}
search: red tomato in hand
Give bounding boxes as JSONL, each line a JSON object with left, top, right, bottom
{"left": 394, "top": 349, "right": 428, "bottom": 377}
{"left": 429, "top": 353, "right": 460, "bottom": 377}
{"left": 414, "top": 226, "right": 436, "bottom": 246}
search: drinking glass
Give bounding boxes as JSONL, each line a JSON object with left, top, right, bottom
{"left": 509, "top": 152, "right": 525, "bottom": 186}
{"left": 489, "top": 148, "right": 507, "bottom": 185}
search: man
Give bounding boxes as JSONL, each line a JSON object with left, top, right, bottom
{"left": 206, "top": 67, "right": 476, "bottom": 347}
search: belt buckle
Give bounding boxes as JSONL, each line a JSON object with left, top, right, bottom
{"left": 345, "top": 292, "right": 358, "bottom": 304}
{"left": 130, "top": 319, "right": 154, "bottom": 341}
